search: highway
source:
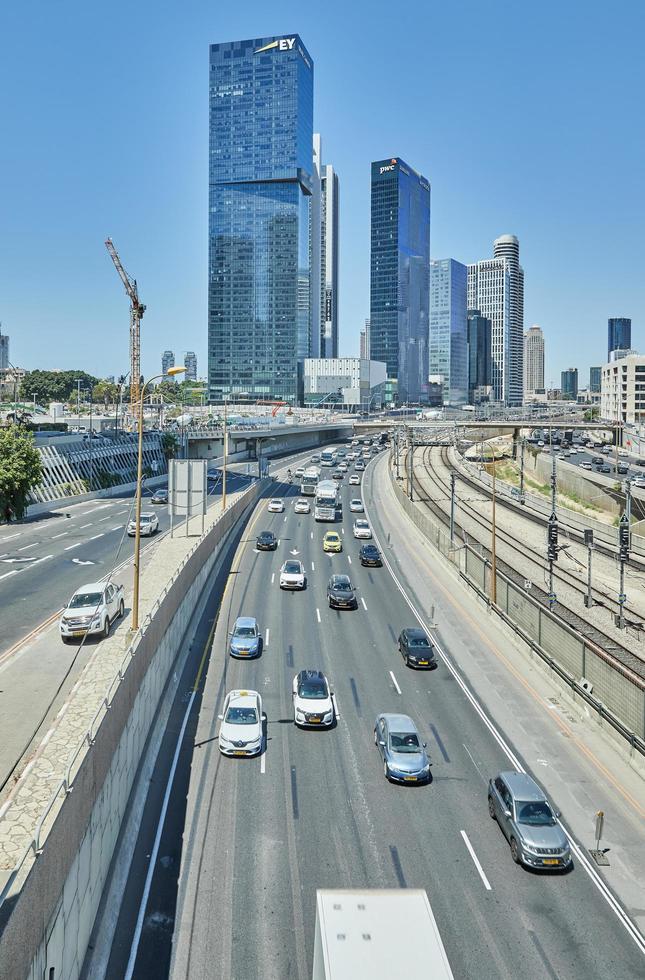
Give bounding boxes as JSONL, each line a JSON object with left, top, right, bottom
{"left": 103, "top": 445, "right": 645, "bottom": 980}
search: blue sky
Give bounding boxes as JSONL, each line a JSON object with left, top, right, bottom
{"left": 0, "top": 0, "right": 643, "bottom": 387}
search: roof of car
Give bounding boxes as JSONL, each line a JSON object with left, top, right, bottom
{"left": 296, "top": 669, "right": 325, "bottom": 683}
{"left": 403, "top": 627, "right": 429, "bottom": 639}
{"left": 234, "top": 616, "right": 257, "bottom": 629}
{"left": 258, "top": 530, "right": 275, "bottom": 537}
{"left": 73, "top": 582, "right": 107, "bottom": 594}
{"left": 226, "top": 689, "right": 259, "bottom": 708}
{"left": 324, "top": 530, "right": 340, "bottom": 537}
{"left": 378, "top": 712, "right": 418, "bottom": 732}
{"left": 499, "top": 771, "right": 544, "bottom": 800}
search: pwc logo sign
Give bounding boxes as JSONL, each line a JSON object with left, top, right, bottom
{"left": 379, "top": 159, "right": 398, "bottom": 174}
{"left": 255, "top": 38, "right": 296, "bottom": 54}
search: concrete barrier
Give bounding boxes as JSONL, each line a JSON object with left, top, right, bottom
{"left": 0, "top": 481, "right": 264, "bottom": 980}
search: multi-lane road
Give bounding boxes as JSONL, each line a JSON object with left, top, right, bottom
{"left": 102, "top": 445, "right": 645, "bottom": 980}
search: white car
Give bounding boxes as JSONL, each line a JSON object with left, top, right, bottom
{"left": 349, "top": 474, "right": 361, "bottom": 485}
{"left": 292, "top": 670, "right": 335, "bottom": 728}
{"left": 346, "top": 452, "right": 356, "bottom": 461}
{"left": 349, "top": 498, "right": 364, "bottom": 513}
{"left": 294, "top": 467, "right": 305, "bottom": 478}
{"left": 59, "top": 581, "right": 125, "bottom": 642}
{"left": 268, "top": 498, "right": 285, "bottom": 513}
{"left": 294, "top": 498, "right": 310, "bottom": 514}
{"left": 633, "top": 477, "right": 645, "bottom": 488}
{"left": 353, "top": 519, "right": 372, "bottom": 539}
{"left": 127, "top": 512, "right": 159, "bottom": 537}
{"left": 338, "top": 462, "right": 348, "bottom": 472}
{"left": 280, "top": 559, "right": 306, "bottom": 590}
{"left": 580, "top": 461, "right": 592, "bottom": 470}
{"left": 218, "top": 689, "right": 263, "bottom": 756}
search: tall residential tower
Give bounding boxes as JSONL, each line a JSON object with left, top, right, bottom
{"left": 313, "top": 135, "right": 340, "bottom": 358}
{"left": 523, "top": 325, "right": 545, "bottom": 399}
{"left": 429, "top": 258, "right": 468, "bottom": 405}
{"left": 370, "top": 158, "right": 430, "bottom": 404}
{"left": 208, "top": 35, "right": 314, "bottom": 404}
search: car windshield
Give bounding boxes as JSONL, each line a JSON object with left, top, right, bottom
{"left": 234, "top": 625, "right": 256, "bottom": 637}
{"left": 284, "top": 562, "right": 301, "bottom": 573}
{"left": 326, "top": 535, "right": 339, "bottom": 542}
{"left": 69, "top": 592, "right": 103, "bottom": 608}
{"left": 390, "top": 732, "right": 421, "bottom": 753}
{"left": 298, "top": 678, "right": 328, "bottom": 699}
{"left": 259, "top": 533, "right": 273, "bottom": 540}
{"left": 225, "top": 706, "right": 258, "bottom": 725}
{"left": 409, "top": 636, "right": 430, "bottom": 648}
{"left": 271, "top": 500, "right": 281, "bottom": 505}
{"left": 140, "top": 516, "right": 153, "bottom": 523}
{"left": 333, "top": 580, "right": 352, "bottom": 591}
{"left": 516, "top": 801, "right": 555, "bottom": 826}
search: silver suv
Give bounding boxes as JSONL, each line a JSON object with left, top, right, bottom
{"left": 488, "top": 771, "right": 571, "bottom": 869}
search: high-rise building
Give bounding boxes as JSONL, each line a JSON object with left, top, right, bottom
{"left": 370, "top": 157, "right": 430, "bottom": 404}
{"left": 608, "top": 318, "right": 631, "bottom": 359}
{"left": 184, "top": 351, "right": 197, "bottom": 381}
{"left": 313, "top": 135, "right": 340, "bottom": 359}
{"left": 602, "top": 354, "right": 645, "bottom": 424}
{"left": 0, "top": 329, "right": 9, "bottom": 370}
{"left": 359, "top": 319, "right": 370, "bottom": 360}
{"left": 208, "top": 35, "right": 314, "bottom": 404}
{"left": 162, "top": 350, "right": 175, "bottom": 376}
{"left": 561, "top": 367, "right": 578, "bottom": 401}
{"left": 429, "top": 259, "right": 468, "bottom": 405}
{"left": 467, "top": 309, "right": 492, "bottom": 403}
{"left": 468, "top": 235, "right": 524, "bottom": 406}
{"left": 589, "top": 366, "right": 601, "bottom": 393}
{"left": 523, "top": 325, "right": 545, "bottom": 399}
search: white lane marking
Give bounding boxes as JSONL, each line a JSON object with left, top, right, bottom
{"left": 118, "top": 508, "right": 129, "bottom": 514}
{"left": 278, "top": 539, "right": 281, "bottom": 546}
{"left": 260, "top": 752, "right": 266, "bottom": 775}
{"left": 363, "top": 469, "right": 645, "bottom": 957}
{"left": 347, "top": 555, "right": 352, "bottom": 565}
{"left": 361, "top": 597, "right": 367, "bottom": 611}
{"left": 88, "top": 533, "right": 105, "bottom": 541}
{"left": 283, "top": 515, "right": 287, "bottom": 522}
{"left": 265, "top": 628, "right": 270, "bottom": 648}
{"left": 463, "top": 743, "right": 486, "bottom": 782}
{"left": 79, "top": 523, "right": 93, "bottom": 529}
{"left": 124, "top": 685, "right": 197, "bottom": 980}
{"left": 64, "top": 542, "right": 82, "bottom": 551}
{"left": 0, "top": 533, "right": 20, "bottom": 542}
{"left": 311, "top": 561, "right": 315, "bottom": 571}
{"left": 97, "top": 515, "right": 111, "bottom": 522}
{"left": 460, "top": 831, "right": 492, "bottom": 891}
{"left": 0, "top": 569, "right": 18, "bottom": 582}
{"left": 341, "top": 527, "right": 345, "bottom": 535}
{"left": 111, "top": 525, "right": 124, "bottom": 531}
{"left": 271, "top": 572, "right": 275, "bottom": 584}
{"left": 316, "top": 608, "right": 321, "bottom": 623}
{"left": 389, "top": 670, "right": 401, "bottom": 694}
{"left": 18, "top": 542, "right": 39, "bottom": 551}
{"left": 52, "top": 531, "right": 68, "bottom": 539}
{"left": 310, "top": 531, "right": 313, "bottom": 539}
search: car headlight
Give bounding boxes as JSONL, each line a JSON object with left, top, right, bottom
{"left": 219, "top": 734, "right": 232, "bottom": 745}
{"left": 91, "top": 617, "right": 102, "bottom": 628}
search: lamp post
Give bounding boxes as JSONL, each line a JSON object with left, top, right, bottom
{"left": 132, "top": 366, "right": 185, "bottom": 631}
{"left": 222, "top": 395, "right": 228, "bottom": 511}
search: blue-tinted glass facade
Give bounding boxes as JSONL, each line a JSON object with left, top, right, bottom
{"left": 607, "top": 318, "right": 631, "bottom": 359}
{"left": 467, "top": 308, "right": 492, "bottom": 402}
{"left": 429, "top": 258, "right": 468, "bottom": 405}
{"left": 208, "top": 36, "right": 313, "bottom": 403}
{"left": 370, "top": 158, "right": 430, "bottom": 404}
{"left": 589, "top": 366, "right": 601, "bottom": 393}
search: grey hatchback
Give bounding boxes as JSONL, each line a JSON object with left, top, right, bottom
{"left": 228, "top": 616, "right": 261, "bottom": 659}
{"left": 488, "top": 771, "right": 571, "bottom": 869}
{"left": 374, "top": 713, "right": 431, "bottom": 784}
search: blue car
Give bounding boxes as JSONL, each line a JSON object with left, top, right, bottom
{"left": 228, "top": 616, "right": 261, "bottom": 659}
{"left": 374, "top": 713, "right": 431, "bottom": 784}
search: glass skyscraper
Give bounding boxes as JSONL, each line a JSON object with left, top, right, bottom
{"left": 467, "top": 309, "right": 492, "bottom": 403}
{"left": 370, "top": 158, "right": 430, "bottom": 404}
{"left": 429, "top": 258, "right": 468, "bottom": 406}
{"left": 608, "top": 318, "right": 631, "bottom": 359}
{"left": 208, "top": 35, "right": 314, "bottom": 404}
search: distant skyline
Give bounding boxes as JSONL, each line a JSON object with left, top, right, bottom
{"left": 0, "top": 0, "right": 642, "bottom": 388}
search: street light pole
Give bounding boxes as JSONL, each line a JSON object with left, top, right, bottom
{"left": 222, "top": 395, "right": 228, "bottom": 511}
{"left": 450, "top": 472, "right": 456, "bottom": 544}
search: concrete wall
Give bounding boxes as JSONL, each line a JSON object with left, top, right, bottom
{"left": 0, "top": 484, "right": 263, "bottom": 980}
{"left": 528, "top": 449, "right": 621, "bottom": 516}
{"left": 24, "top": 475, "right": 168, "bottom": 520}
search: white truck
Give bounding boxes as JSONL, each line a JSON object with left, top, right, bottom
{"left": 312, "top": 889, "right": 454, "bottom": 980}
{"left": 59, "top": 581, "right": 125, "bottom": 643}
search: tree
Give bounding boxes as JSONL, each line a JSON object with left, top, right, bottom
{"left": 0, "top": 425, "right": 42, "bottom": 522}
{"left": 92, "top": 380, "right": 119, "bottom": 406}
{"left": 584, "top": 406, "right": 600, "bottom": 421}
{"left": 19, "top": 369, "right": 99, "bottom": 404}
{"left": 160, "top": 432, "right": 179, "bottom": 460}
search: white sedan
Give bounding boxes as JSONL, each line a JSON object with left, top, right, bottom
{"left": 280, "top": 559, "right": 306, "bottom": 590}
{"left": 294, "top": 498, "right": 311, "bottom": 514}
{"left": 580, "top": 461, "right": 592, "bottom": 470}
{"left": 294, "top": 467, "right": 305, "bottom": 478}
{"left": 268, "top": 498, "right": 285, "bottom": 513}
{"left": 349, "top": 499, "right": 364, "bottom": 513}
{"left": 353, "top": 519, "right": 372, "bottom": 539}
{"left": 218, "top": 689, "right": 263, "bottom": 756}
{"left": 349, "top": 474, "right": 361, "bottom": 485}
{"left": 127, "top": 512, "right": 159, "bottom": 536}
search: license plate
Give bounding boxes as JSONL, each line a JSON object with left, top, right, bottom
{"left": 239, "top": 651, "right": 249, "bottom": 656}
{"left": 404, "top": 776, "right": 417, "bottom": 781}
{"left": 71, "top": 631, "right": 86, "bottom": 637}
{"left": 233, "top": 750, "right": 246, "bottom": 756}
{"left": 310, "top": 718, "right": 321, "bottom": 724}
{"left": 542, "top": 858, "right": 559, "bottom": 865}
{"left": 419, "top": 660, "right": 428, "bottom": 665}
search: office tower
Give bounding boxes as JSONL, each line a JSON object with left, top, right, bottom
{"left": 0, "top": 329, "right": 8, "bottom": 370}
{"left": 359, "top": 319, "right": 370, "bottom": 360}
{"left": 608, "top": 318, "right": 631, "bottom": 359}
{"left": 523, "top": 325, "right": 545, "bottom": 399}
{"left": 208, "top": 35, "right": 314, "bottom": 404}
{"left": 313, "top": 135, "right": 340, "bottom": 359}
{"left": 468, "top": 234, "right": 524, "bottom": 406}
{"left": 162, "top": 350, "right": 175, "bottom": 376}
{"left": 429, "top": 259, "right": 468, "bottom": 405}
{"left": 589, "top": 366, "right": 601, "bottom": 393}
{"left": 467, "top": 309, "right": 492, "bottom": 403}
{"left": 370, "top": 157, "right": 431, "bottom": 404}
{"left": 184, "top": 351, "right": 197, "bottom": 381}
{"left": 561, "top": 367, "right": 578, "bottom": 401}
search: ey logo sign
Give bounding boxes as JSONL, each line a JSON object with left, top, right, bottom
{"left": 255, "top": 38, "right": 296, "bottom": 54}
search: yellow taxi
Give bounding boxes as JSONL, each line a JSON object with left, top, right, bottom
{"left": 322, "top": 530, "right": 342, "bottom": 553}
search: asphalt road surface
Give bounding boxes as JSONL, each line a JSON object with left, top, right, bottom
{"left": 104, "top": 445, "right": 645, "bottom": 980}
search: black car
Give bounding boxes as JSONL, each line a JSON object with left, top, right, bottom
{"left": 151, "top": 490, "right": 168, "bottom": 504}
{"left": 591, "top": 457, "right": 604, "bottom": 466}
{"left": 359, "top": 544, "right": 382, "bottom": 567}
{"left": 327, "top": 574, "right": 357, "bottom": 610}
{"left": 616, "top": 464, "right": 629, "bottom": 475}
{"left": 598, "top": 464, "right": 611, "bottom": 474}
{"left": 332, "top": 469, "right": 344, "bottom": 480}
{"left": 256, "top": 530, "right": 278, "bottom": 551}
{"left": 398, "top": 628, "right": 437, "bottom": 669}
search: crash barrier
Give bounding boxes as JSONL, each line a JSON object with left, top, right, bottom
{"left": 388, "top": 462, "right": 645, "bottom": 752}
{"left": 0, "top": 481, "right": 264, "bottom": 980}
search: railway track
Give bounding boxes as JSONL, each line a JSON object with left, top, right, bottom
{"left": 410, "top": 444, "right": 645, "bottom": 682}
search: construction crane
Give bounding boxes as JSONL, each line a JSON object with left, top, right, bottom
{"left": 105, "top": 238, "right": 146, "bottom": 415}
